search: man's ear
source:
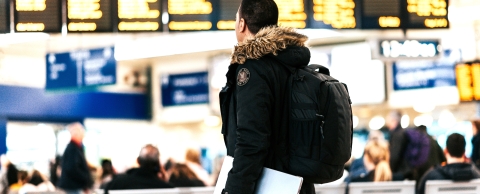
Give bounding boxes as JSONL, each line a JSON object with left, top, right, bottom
{"left": 238, "top": 18, "right": 246, "bottom": 33}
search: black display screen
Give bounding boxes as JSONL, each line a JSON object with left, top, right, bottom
{"left": 0, "top": 0, "right": 9, "bottom": 33}
{"left": 14, "top": 0, "right": 62, "bottom": 32}
{"left": 117, "top": 0, "right": 162, "bottom": 32}
{"left": 67, "top": 0, "right": 113, "bottom": 32}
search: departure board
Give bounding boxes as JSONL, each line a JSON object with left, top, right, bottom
{"left": 309, "top": 0, "right": 357, "bottom": 29}
{"left": 406, "top": 0, "right": 448, "bottom": 28}
{"left": 360, "top": 0, "right": 401, "bottom": 29}
{"left": 216, "top": 0, "right": 240, "bottom": 30}
{"left": 275, "top": 0, "right": 307, "bottom": 29}
{"left": 67, "top": 0, "right": 113, "bottom": 32}
{"left": 117, "top": 0, "right": 162, "bottom": 31}
{"left": 14, "top": 0, "right": 62, "bottom": 32}
{"left": 0, "top": 0, "right": 8, "bottom": 33}
{"left": 456, "top": 63, "right": 480, "bottom": 102}
{"left": 168, "top": 0, "right": 213, "bottom": 31}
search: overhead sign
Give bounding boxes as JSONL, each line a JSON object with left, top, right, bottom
{"left": 309, "top": 0, "right": 356, "bottom": 29}
{"left": 161, "top": 72, "right": 209, "bottom": 107}
{"left": 67, "top": 0, "right": 113, "bottom": 32}
{"left": 0, "top": 0, "right": 8, "bottom": 33}
{"left": 379, "top": 39, "right": 440, "bottom": 59}
{"left": 360, "top": 0, "right": 401, "bottom": 29}
{"left": 14, "top": 0, "right": 62, "bottom": 32}
{"left": 167, "top": 0, "right": 213, "bottom": 31}
{"left": 406, "top": 0, "right": 448, "bottom": 28}
{"left": 392, "top": 49, "right": 459, "bottom": 91}
{"left": 456, "top": 63, "right": 480, "bottom": 102}
{"left": 46, "top": 47, "right": 116, "bottom": 90}
{"left": 117, "top": 0, "right": 162, "bottom": 32}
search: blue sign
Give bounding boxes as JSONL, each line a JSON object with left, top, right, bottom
{"left": 393, "top": 49, "right": 461, "bottom": 91}
{"left": 46, "top": 47, "right": 116, "bottom": 90}
{"left": 161, "top": 72, "right": 209, "bottom": 107}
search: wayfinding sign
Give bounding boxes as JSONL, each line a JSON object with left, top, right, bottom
{"left": 46, "top": 47, "right": 116, "bottom": 90}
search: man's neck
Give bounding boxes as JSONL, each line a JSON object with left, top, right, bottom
{"left": 447, "top": 157, "right": 465, "bottom": 164}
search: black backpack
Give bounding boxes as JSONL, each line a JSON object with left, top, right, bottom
{"left": 285, "top": 64, "right": 353, "bottom": 183}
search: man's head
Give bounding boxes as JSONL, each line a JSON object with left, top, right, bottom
{"left": 446, "top": 133, "right": 466, "bottom": 159}
{"left": 235, "top": 0, "right": 278, "bottom": 43}
{"left": 67, "top": 122, "right": 85, "bottom": 143}
{"left": 137, "top": 144, "right": 161, "bottom": 171}
{"left": 385, "top": 110, "right": 402, "bottom": 131}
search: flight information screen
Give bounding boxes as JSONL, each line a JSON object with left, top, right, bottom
{"left": 67, "top": 0, "right": 113, "bottom": 32}
{"left": 275, "top": 0, "right": 307, "bottom": 29}
{"left": 14, "top": 0, "right": 62, "bottom": 32}
{"left": 216, "top": 0, "right": 240, "bottom": 30}
{"left": 168, "top": 0, "right": 213, "bottom": 31}
{"left": 308, "top": 0, "right": 357, "bottom": 29}
{"left": 406, "top": 0, "right": 448, "bottom": 28}
{"left": 0, "top": 0, "right": 8, "bottom": 33}
{"left": 117, "top": 0, "right": 162, "bottom": 32}
{"left": 360, "top": 0, "right": 401, "bottom": 29}
{"left": 456, "top": 63, "right": 480, "bottom": 102}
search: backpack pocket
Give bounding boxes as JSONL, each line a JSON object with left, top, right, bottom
{"left": 289, "top": 118, "right": 322, "bottom": 160}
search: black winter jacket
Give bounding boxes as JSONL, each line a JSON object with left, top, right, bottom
{"left": 416, "top": 163, "right": 480, "bottom": 194}
{"left": 220, "top": 26, "right": 313, "bottom": 194}
{"left": 58, "top": 141, "right": 93, "bottom": 190}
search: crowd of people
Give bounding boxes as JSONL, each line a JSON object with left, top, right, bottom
{"left": 343, "top": 111, "right": 480, "bottom": 194}
{"left": 0, "top": 123, "right": 219, "bottom": 194}
{"left": 1, "top": 113, "right": 480, "bottom": 194}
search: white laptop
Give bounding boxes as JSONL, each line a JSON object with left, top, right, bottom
{"left": 214, "top": 156, "right": 303, "bottom": 194}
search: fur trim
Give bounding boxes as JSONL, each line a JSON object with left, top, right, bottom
{"left": 231, "top": 26, "right": 308, "bottom": 64}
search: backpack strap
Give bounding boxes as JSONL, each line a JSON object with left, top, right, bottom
{"left": 306, "top": 64, "right": 330, "bottom": 75}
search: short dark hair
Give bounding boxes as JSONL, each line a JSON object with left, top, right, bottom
{"left": 137, "top": 144, "right": 161, "bottom": 171}
{"left": 446, "top": 133, "right": 466, "bottom": 158}
{"left": 239, "top": 0, "right": 278, "bottom": 34}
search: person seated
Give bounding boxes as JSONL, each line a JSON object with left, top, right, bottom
{"left": 9, "top": 170, "right": 28, "bottom": 192}
{"left": 104, "top": 144, "right": 173, "bottom": 193}
{"left": 19, "top": 170, "right": 56, "bottom": 194}
{"left": 345, "top": 131, "right": 389, "bottom": 183}
{"left": 350, "top": 140, "right": 392, "bottom": 182}
{"left": 416, "top": 133, "right": 480, "bottom": 194}
{"left": 168, "top": 163, "right": 205, "bottom": 187}
{"left": 185, "top": 148, "right": 212, "bottom": 186}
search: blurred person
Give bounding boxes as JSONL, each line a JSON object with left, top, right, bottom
{"left": 471, "top": 120, "right": 480, "bottom": 169}
{"left": 345, "top": 130, "right": 386, "bottom": 183}
{"left": 385, "top": 110, "right": 409, "bottom": 177}
{"left": 9, "top": 170, "right": 28, "bottom": 192}
{"left": 168, "top": 163, "right": 205, "bottom": 187}
{"left": 98, "top": 159, "right": 116, "bottom": 189}
{"left": 49, "top": 155, "right": 62, "bottom": 186}
{"left": 104, "top": 144, "right": 173, "bottom": 192}
{"left": 185, "top": 148, "right": 211, "bottom": 186}
{"left": 350, "top": 141, "right": 392, "bottom": 182}
{"left": 58, "top": 122, "right": 93, "bottom": 194}
{"left": 219, "top": 0, "right": 317, "bottom": 193}
{"left": 0, "top": 156, "right": 19, "bottom": 194}
{"left": 409, "top": 125, "right": 446, "bottom": 182}
{"left": 18, "top": 170, "right": 55, "bottom": 194}
{"left": 416, "top": 133, "right": 480, "bottom": 194}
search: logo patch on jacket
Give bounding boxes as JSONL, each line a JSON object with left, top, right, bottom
{"left": 237, "top": 68, "right": 250, "bottom": 86}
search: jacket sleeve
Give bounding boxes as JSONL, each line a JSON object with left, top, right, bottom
{"left": 62, "top": 145, "right": 92, "bottom": 187}
{"left": 224, "top": 61, "right": 273, "bottom": 194}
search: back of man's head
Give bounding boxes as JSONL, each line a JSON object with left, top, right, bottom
{"left": 239, "top": 0, "right": 278, "bottom": 34}
{"left": 137, "top": 144, "right": 160, "bottom": 171}
{"left": 446, "top": 133, "right": 466, "bottom": 158}
{"left": 67, "top": 122, "right": 85, "bottom": 142}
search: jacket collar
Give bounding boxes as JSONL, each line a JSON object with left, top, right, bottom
{"left": 231, "top": 26, "right": 308, "bottom": 65}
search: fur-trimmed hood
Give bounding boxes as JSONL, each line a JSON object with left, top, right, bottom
{"left": 231, "top": 26, "right": 310, "bottom": 68}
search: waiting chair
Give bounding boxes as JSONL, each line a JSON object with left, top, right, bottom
{"left": 425, "top": 179, "right": 480, "bottom": 194}
{"left": 348, "top": 181, "right": 415, "bottom": 194}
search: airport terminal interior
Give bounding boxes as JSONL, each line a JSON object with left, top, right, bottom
{"left": 1, "top": 0, "right": 480, "bottom": 193}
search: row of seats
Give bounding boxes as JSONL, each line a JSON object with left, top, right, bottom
{"left": 23, "top": 179, "right": 480, "bottom": 194}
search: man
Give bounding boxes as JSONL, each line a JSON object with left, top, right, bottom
{"left": 58, "top": 122, "right": 93, "bottom": 194}
{"left": 104, "top": 144, "right": 173, "bottom": 192}
{"left": 385, "top": 110, "right": 409, "bottom": 176}
{"left": 410, "top": 125, "right": 445, "bottom": 182}
{"left": 470, "top": 120, "right": 480, "bottom": 169}
{"left": 219, "top": 0, "right": 312, "bottom": 193}
{"left": 416, "top": 133, "right": 480, "bottom": 194}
